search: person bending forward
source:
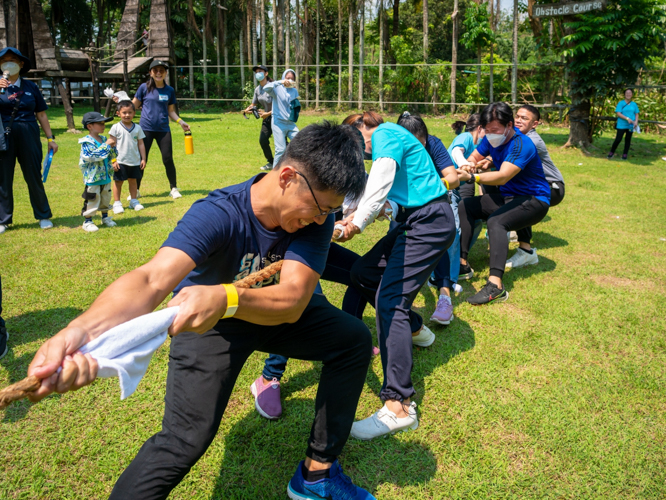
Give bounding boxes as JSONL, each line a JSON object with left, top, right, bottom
{"left": 27, "top": 122, "right": 377, "bottom": 500}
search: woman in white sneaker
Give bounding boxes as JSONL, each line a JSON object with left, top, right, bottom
{"left": 116, "top": 60, "right": 190, "bottom": 199}
{"left": 0, "top": 47, "right": 57, "bottom": 234}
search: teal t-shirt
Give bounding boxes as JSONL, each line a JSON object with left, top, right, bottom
{"left": 615, "top": 100, "right": 639, "bottom": 130}
{"left": 371, "top": 122, "right": 446, "bottom": 208}
{"left": 447, "top": 132, "right": 477, "bottom": 169}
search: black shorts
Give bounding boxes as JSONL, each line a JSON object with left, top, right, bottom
{"left": 113, "top": 163, "right": 143, "bottom": 182}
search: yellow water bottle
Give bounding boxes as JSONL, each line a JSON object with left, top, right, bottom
{"left": 184, "top": 131, "right": 194, "bottom": 155}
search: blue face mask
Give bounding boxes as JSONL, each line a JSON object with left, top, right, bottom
{"left": 255, "top": 72, "right": 265, "bottom": 81}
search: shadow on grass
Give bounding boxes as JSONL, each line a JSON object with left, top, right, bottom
{"left": 532, "top": 231, "right": 568, "bottom": 250}
{"left": 1, "top": 307, "right": 80, "bottom": 423}
{"left": 140, "top": 189, "right": 211, "bottom": 199}
{"left": 503, "top": 254, "right": 557, "bottom": 289}
{"left": 208, "top": 396, "right": 438, "bottom": 499}
{"left": 9, "top": 214, "right": 157, "bottom": 230}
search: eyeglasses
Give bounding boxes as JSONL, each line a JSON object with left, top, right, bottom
{"left": 294, "top": 171, "right": 342, "bottom": 217}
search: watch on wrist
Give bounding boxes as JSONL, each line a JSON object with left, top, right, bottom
{"left": 47, "top": 135, "right": 55, "bottom": 140}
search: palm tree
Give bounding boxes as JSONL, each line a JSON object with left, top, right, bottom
{"left": 423, "top": 0, "right": 428, "bottom": 61}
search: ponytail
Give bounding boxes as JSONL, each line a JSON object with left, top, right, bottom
{"left": 451, "top": 121, "right": 466, "bottom": 135}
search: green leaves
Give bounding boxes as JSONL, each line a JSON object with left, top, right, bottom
{"left": 460, "top": 2, "right": 494, "bottom": 52}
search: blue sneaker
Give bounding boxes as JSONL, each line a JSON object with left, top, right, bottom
{"left": 287, "top": 460, "right": 376, "bottom": 500}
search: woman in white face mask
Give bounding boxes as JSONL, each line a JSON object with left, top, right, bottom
{"left": 455, "top": 102, "right": 551, "bottom": 306}
{"left": 243, "top": 65, "right": 274, "bottom": 171}
{"left": 0, "top": 47, "right": 57, "bottom": 234}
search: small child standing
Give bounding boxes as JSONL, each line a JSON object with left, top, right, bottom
{"left": 108, "top": 101, "right": 146, "bottom": 213}
{"left": 79, "top": 111, "right": 118, "bottom": 233}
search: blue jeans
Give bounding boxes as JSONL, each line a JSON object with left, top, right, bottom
{"left": 271, "top": 118, "right": 299, "bottom": 168}
{"left": 262, "top": 243, "right": 368, "bottom": 381}
{"left": 433, "top": 190, "right": 461, "bottom": 289}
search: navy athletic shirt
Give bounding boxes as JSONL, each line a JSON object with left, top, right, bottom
{"left": 162, "top": 174, "right": 333, "bottom": 297}
{"left": 475, "top": 127, "right": 551, "bottom": 205}
{"left": 425, "top": 134, "right": 454, "bottom": 178}
{"left": 135, "top": 83, "right": 177, "bottom": 132}
{"left": 0, "top": 78, "right": 48, "bottom": 123}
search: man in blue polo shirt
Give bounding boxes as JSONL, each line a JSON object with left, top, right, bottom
{"left": 456, "top": 102, "right": 550, "bottom": 305}
{"left": 26, "top": 122, "right": 377, "bottom": 500}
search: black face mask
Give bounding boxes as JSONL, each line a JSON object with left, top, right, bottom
{"left": 363, "top": 151, "right": 372, "bottom": 161}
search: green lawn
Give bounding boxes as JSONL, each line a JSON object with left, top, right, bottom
{"left": 1, "top": 106, "right": 666, "bottom": 499}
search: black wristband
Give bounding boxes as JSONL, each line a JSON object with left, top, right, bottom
{"left": 47, "top": 135, "right": 55, "bottom": 140}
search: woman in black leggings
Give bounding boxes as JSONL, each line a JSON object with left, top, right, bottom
{"left": 457, "top": 102, "right": 551, "bottom": 306}
{"left": 608, "top": 88, "right": 639, "bottom": 160}
{"left": 126, "top": 60, "right": 190, "bottom": 199}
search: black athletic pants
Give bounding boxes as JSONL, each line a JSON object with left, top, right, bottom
{"left": 351, "top": 201, "right": 455, "bottom": 402}
{"left": 459, "top": 194, "right": 549, "bottom": 279}
{"left": 259, "top": 116, "right": 274, "bottom": 164}
{"left": 610, "top": 129, "right": 633, "bottom": 155}
{"left": 109, "top": 294, "right": 372, "bottom": 500}
{"left": 0, "top": 121, "right": 52, "bottom": 226}
{"left": 516, "top": 181, "right": 565, "bottom": 244}
{"left": 138, "top": 130, "right": 177, "bottom": 190}
{"left": 0, "top": 275, "right": 4, "bottom": 329}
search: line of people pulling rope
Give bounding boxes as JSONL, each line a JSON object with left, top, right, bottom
{"left": 21, "top": 95, "right": 565, "bottom": 499}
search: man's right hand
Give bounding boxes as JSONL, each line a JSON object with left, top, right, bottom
{"left": 0, "top": 79, "right": 9, "bottom": 89}
{"left": 27, "top": 326, "right": 98, "bottom": 402}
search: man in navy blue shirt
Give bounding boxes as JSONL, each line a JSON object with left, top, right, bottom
{"left": 26, "top": 122, "right": 377, "bottom": 500}
{"left": 456, "top": 102, "right": 550, "bottom": 305}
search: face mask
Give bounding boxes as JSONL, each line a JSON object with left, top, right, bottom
{"left": 363, "top": 151, "right": 372, "bottom": 161}
{"left": 1, "top": 62, "right": 20, "bottom": 76}
{"left": 486, "top": 126, "right": 508, "bottom": 148}
{"left": 255, "top": 72, "right": 265, "bottom": 81}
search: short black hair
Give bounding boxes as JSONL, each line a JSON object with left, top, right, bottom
{"left": 117, "top": 100, "right": 135, "bottom": 112}
{"left": 279, "top": 121, "right": 366, "bottom": 202}
{"left": 396, "top": 111, "right": 428, "bottom": 142}
{"left": 519, "top": 104, "right": 540, "bottom": 121}
{"left": 480, "top": 102, "right": 514, "bottom": 128}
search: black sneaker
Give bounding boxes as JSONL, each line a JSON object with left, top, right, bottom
{"left": 607, "top": 152, "right": 614, "bottom": 160}
{"left": 0, "top": 325, "right": 8, "bottom": 359}
{"left": 428, "top": 275, "right": 437, "bottom": 288}
{"left": 621, "top": 154, "right": 628, "bottom": 160}
{"left": 260, "top": 163, "right": 273, "bottom": 171}
{"left": 459, "top": 263, "right": 474, "bottom": 281}
{"left": 467, "top": 280, "right": 509, "bottom": 305}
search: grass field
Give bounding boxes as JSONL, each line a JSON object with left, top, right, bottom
{"left": 1, "top": 106, "right": 666, "bottom": 499}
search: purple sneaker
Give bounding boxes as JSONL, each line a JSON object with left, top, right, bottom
{"left": 430, "top": 295, "right": 454, "bottom": 325}
{"left": 250, "top": 376, "right": 282, "bottom": 420}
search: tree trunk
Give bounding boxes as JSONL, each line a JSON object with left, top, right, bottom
{"left": 273, "top": 0, "right": 278, "bottom": 77}
{"left": 217, "top": 7, "right": 222, "bottom": 95}
{"left": 348, "top": 2, "right": 354, "bottom": 106}
{"left": 261, "top": 0, "right": 267, "bottom": 65}
{"left": 286, "top": 0, "right": 291, "bottom": 68}
{"left": 278, "top": 0, "right": 284, "bottom": 66}
{"left": 247, "top": 6, "right": 253, "bottom": 70}
{"left": 379, "top": 1, "right": 384, "bottom": 111}
{"left": 477, "top": 46, "right": 481, "bottom": 101}
{"left": 423, "top": 0, "right": 428, "bottom": 62}
{"left": 392, "top": 0, "right": 399, "bottom": 36}
{"left": 240, "top": 21, "right": 246, "bottom": 88}
{"left": 7, "top": 0, "right": 17, "bottom": 49}
{"left": 55, "top": 78, "right": 76, "bottom": 131}
{"left": 512, "top": 0, "right": 518, "bottom": 104}
{"left": 358, "top": 0, "right": 364, "bottom": 109}
{"left": 451, "top": 0, "right": 458, "bottom": 113}
{"left": 338, "top": 0, "right": 342, "bottom": 108}
{"left": 304, "top": 3, "right": 309, "bottom": 107}
{"left": 562, "top": 17, "right": 592, "bottom": 151}
{"left": 295, "top": 0, "right": 301, "bottom": 77}
{"left": 223, "top": 10, "right": 229, "bottom": 92}
{"left": 252, "top": 0, "right": 258, "bottom": 65}
{"left": 489, "top": 43, "right": 494, "bottom": 103}
{"left": 316, "top": 0, "right": 321, "bottom": 109}
{"left": 203, "top": 22, "right": 208, "bottom": 99}
{"left": 188, "top": 29, "right": 194, "bottom": 94}
{"left": 495, "top": 0, "right": 500, "bottom": 30}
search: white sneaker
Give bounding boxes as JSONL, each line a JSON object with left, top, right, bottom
{"left": 508, "top": 231, "right": 518, "bottom": 242}
{"left": 129, "top": 199, "right": 144, "bottom": 211}
{"left": 82, "top": 221, "right": 98, "bottom": 232}
{"left": 127, "top": 190, "right": 141, "bottom": 201}
{"left": 350, "top": 402, "right": 418, "bottom": 440}
{"left": 39, "top": 219, "right": 53, "bottom": 230}
{"left": 113, "top": 201, "right": 125, "bottom": 214}
{"left": 169, "top": 187, "right": 182, "bottom": 199}
{"left": 0, "top": 224, "right": 6, "bottom": 234}
{"left": 412, "top": 325, "right": 436, "bottom": 347}
{"left": 101, "top": 216, "right": 117, "bottom": 227}
{"left": 505, "top": 247, "right": 538, "bottom": 270}
{"left": 452, "top": 283, "right": 463, "bottom": 294}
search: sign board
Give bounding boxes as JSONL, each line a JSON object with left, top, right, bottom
{"left": 533, "top": 1, "right": 606, "bottom": 18}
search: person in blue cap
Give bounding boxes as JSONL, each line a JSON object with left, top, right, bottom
{"left": 0, "top": 47, "right": 57, "bottom": 234}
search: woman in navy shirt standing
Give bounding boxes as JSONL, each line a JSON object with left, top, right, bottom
{"left": 457, "top": 102, "right": 550, "bottom": 305}
{"left": 0, "top": 47, "right": 57, "bottom": 234}
{"left": 127, "top": 60, "right": 190, "bottom": 199}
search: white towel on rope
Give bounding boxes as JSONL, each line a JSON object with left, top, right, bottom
{"left": 79, "top": 307, "right": 179, "bottom": 400}
{"left": 103, "top": 88, "right": 130, "bottom": 102}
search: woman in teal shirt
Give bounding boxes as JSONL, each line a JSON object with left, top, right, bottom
{"left": 608, "top": 88, "right": 639, "bottom": 160}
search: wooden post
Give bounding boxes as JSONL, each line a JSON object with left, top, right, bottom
{"left": 55, "top": 78, "right": 76, "bottom": 132}
{"left": 512, "top": 0, "right": 518, "bottom": 105}
{"left": 451, "top": 0, "right": 458, "bottom": 114}
{"left": 105, "top": 81, "right": 117, "bottom": 116}
{"left": 91, "top": 57, "right": 101, "bottom": 113}
{"left": 358, "top": 0, "right": 364, "bottom": 110}
{"left": 123, "top": 49, "right": 130, "bottom": 94}
{"left": 348, "top": 2, "right": 354, "bottom": 106}
{"left": 316, "top": 0, "right": 321, "bottom": 109}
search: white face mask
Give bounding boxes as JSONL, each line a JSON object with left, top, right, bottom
{"left": 1, "top": 62, "right": 20, "bottom": 76}
{"left": 486, "top": 126, "right": 508, "bottom": 148}
{"left": 255, "top": 72, "right": 265, "bottom": 81}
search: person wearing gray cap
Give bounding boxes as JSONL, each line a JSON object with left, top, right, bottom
{"left": 243, "top": 65, "right": 275, "bottom": 171}
{"left": 116, "top": 60, "right": 190, "bottom": 200}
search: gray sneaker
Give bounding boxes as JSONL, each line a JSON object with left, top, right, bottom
{"left": 0, "top": 325, "right": 8, "bottom": 359}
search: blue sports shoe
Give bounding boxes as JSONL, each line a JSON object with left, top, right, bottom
{"left": 287, "top": 460, "right": 376, "bottom": 500}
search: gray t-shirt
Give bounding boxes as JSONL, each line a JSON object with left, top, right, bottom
{"left": 527, "top": 129, "right": 564, "bottom": 184}
{"left": 252, "top": 84, "right": 273, "bottom": 113}
{"left": 109, "top": 122, "right": 146, "bottom": 166}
